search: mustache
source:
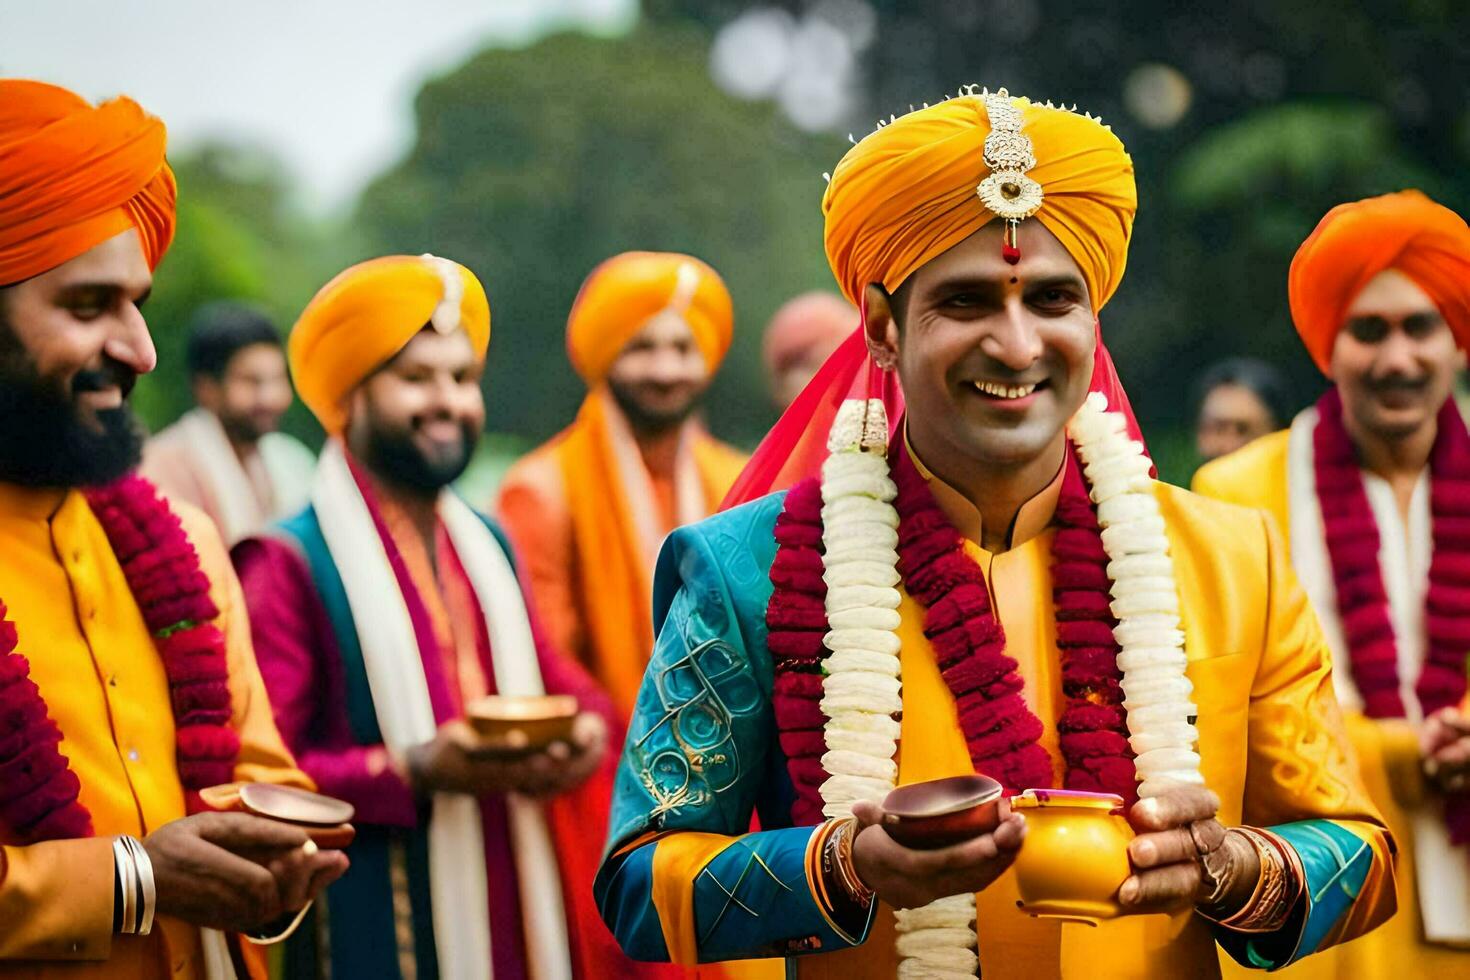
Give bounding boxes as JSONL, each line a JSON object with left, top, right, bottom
{"left": 1364, "top": 373, "right": 1429, "bottom": 393}
{"left": 72, "top": 360, "right": 136, "bottom": 399}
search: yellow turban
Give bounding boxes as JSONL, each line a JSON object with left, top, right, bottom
{"left": 566, "top": 251, "right": 732, "bottom": 384}
{"left": 289, "top": 254, "right": 490, "bottom": 433}
{"left": 823, "top": 89, "right": 1136, "bottom": 311}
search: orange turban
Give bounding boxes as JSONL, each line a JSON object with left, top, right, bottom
{"left": 1289, "top": 190, "right": 1470, "bottom": 375}
{"left": 566, "top": 251, "right": 732, "bottom": 384}
{"left": 762, "top": 291, "right": 856, "bottom": 376}
{"left": 289, "top": 254, "right": 491, "bottom": 433}
{"left": 0, "top": 79, "right": 176, "bottom": 286}
{"left": 823, "top": 89, "right": 1136, "bottom": 311}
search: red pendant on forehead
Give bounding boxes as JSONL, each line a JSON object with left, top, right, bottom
{"left": 1002, "top": 219, "right": 1021, "bottom": 264}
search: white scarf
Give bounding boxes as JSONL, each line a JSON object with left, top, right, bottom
{"left": 173, "top": 408, "right": 312, "bottom": 545}
{"left": 311, "top": 439, "right": 572, "bottom": 979}
{"left": 1286, "top": 407, "right": 1470, "bottom": 945}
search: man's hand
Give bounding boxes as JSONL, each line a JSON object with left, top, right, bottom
{"left": 406, "top": 712, "right": 607, "bottom": 799}
{"left": 1421, "top": 707, "right": 1470, "bottom": 793}
{"left": 1118, "top": 786, "right": 1227, "bottom": 915}
{"left": 848, "top": 798, "right": 1027, "bottom": 910}
{"left": 143, "top": 812, "right": 350, "bottom": 933}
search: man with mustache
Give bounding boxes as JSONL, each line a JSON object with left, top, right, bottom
{"left": 0, "top": 79, "right": 346, "bottom": 978}
{"left": 595, "top": 88, "right": 1395, "bottom": 978}
{"left": 497, "top": 252, "right": 747, "bottom": 719}
{"left": 142, "top": 303, "right": 315, "bottom": 545}
{"left": 1195, "top": 191, "right": 1470, "bottom": 975}
{"left": 234, "top": 255, "right": 663, "bottom": 979}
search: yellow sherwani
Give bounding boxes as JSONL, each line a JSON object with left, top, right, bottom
{"left": 0, "top": 483, "right": 311, "bottom": 979}
{"left": 1196, "top": 422, "right": 1470, "bottom": 976}
{"left": 599, "top": 459, "right": 1397, "bottom": 978}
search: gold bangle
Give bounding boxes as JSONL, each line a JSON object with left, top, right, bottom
{"left": 1209, "top": 827, "right": 1296, "bottom": 934}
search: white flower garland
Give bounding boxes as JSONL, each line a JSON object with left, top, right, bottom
{"left": 816, "top": 392, "right": 1201, "bottom": 979}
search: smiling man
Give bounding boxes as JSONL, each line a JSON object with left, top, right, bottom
{"left": 595, "top": 89, "right": 1396, "bottom": 979}
{"left": 0, "top": 79, "right": 346, "bottom": 978}
{"left": 497, "top": 252, "right": 747, "bottom": 719}
{"left": 233, "top": 254, "right": 664, "bottom": 979}
{"left": 1194, "top": 191, "right": 1470, "bottom": 975}
{"left": 142, "top": 303, "right": 315, "bottom": 546}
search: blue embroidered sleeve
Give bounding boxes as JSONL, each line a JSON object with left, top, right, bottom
{"left": 595, "top": 494, "right": 874, "bottom": 963}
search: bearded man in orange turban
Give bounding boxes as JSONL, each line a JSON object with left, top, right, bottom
{"left": 496, "top": 252, "right": 748, "bottom": 719}
{"left": 595, "top": 87, "right": 1395, "bottom": 979}
{"left": 0, "top": 80, "right": 346, "bottom": 978}
{"left": 1195, "top": 191, "right": 1470, "bottom": 977}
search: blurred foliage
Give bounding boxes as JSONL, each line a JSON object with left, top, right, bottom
{"left": 134, "top": 144, "right": 364, "bottom": 446}
{"left": 137, "top": 3, "right": 1470, "bottom": 487}
{"left": 354, "top": 24, "right": 836, "bottom": 450}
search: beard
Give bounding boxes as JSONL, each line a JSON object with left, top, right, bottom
{"left": 218, "top": 408, "right": 275, "bottom": 445}
{"left": 359, "top": 419, "right": 476, "bottom": 494}
{"left": 0, "top": 369, "right": 143, "bottom": 488}
{"left": 607, "top": 377, "right": 703, "bottom": 435}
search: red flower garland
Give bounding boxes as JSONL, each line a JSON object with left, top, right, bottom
{"left": 767, "top": 441, "right": 1136, "bottom": 826}
{"left": 0, "top": 474, "right": 238, "bottom": 843}
{"left": 1313, "top": 387, "right": 1470, "bottom": 720}
{"left": 1314, "top": 387, "right": 1470, "bottom": 844}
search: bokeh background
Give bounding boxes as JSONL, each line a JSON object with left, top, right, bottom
{"left": 7, "top": 0, "right": 1470, "bottom": 489}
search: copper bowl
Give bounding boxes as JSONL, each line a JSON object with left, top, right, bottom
{"left": 200, "top": 782, "right": 356, "bottom": 849}
{"left": 881, "top": 774, "right": 1005, "bottom": 849}
{"left": 466, "top": 694, "right": 578, "bottom": 749}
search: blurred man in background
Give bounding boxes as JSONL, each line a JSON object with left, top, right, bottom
{"left": 497, "top": 251, "right": 747, "bottom": 719}
{"left": 1194, "top": 190, "right": 1470, "bottom": 976}
{"left": 236, "top": 254, "right": 654, "bottom": 979}
{"left": 0, "top": 78, "right": 344, "bottom": 978}
{"left": 762, "top": 290, "right": 855, "bottom": 410}
{"left": 142, "top": 302, "right": 314, "bottom": 544}
{"left": 1193, "top": 356, "right": 1291, "bottom": 463}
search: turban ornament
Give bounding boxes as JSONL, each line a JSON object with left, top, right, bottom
{"left": 976, "top": 88, "right": 1043, "bottom": 265}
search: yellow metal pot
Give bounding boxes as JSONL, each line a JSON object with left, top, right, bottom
{"left": 1010, "top": 788, "right": 1134, "bottom": 925}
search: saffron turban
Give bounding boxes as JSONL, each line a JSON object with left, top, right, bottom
{"left": 1289, "top": 190, "right": 1470, "bottom": 375}
{"left": 0, "top": 79, "right": 176, "bottom": 286}
{"left": 566, "top": 251, "right": 732, "bottom": 384}
{"left": 822, "top": 91, "right": 1136, "bottom": 311}
{"left": 289, "top": 254, "right": 490, "bottom": 433}
{"left": 762, "top": 291, "right": 857, "bottom": 377}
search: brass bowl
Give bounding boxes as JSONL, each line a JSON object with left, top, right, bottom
{"left": 200, "top": 782, "right": 356, "bottom": 849}
{"left": 1010, "top": 788, "right": 1134, "bottom": 924}
{"left": 881, "top": 774, "right": 1005, "bottom": 850}
{"left": 466, "top": 694, "right": 578, "bottom": 749}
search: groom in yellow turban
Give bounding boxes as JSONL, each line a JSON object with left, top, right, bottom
{"left": 497, "top": 252, "right": 748, "bottom": 719}
{"left": 595, "top": 88, "right": 1395, "bottom": 978}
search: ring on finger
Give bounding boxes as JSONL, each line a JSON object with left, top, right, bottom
{"left": 1188, "top": 821, "right": 1219, "bottom": 855}
{"left": 301, "top": 839, "right": 319, "bottom": 857}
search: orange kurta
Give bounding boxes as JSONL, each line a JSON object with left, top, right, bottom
{"left": 0, "top": 483, "right": 310, "bottom": 979}
{"left": 497, "top": 394, "right": 747, "bottom": 717}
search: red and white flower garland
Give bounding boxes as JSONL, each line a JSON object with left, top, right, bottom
{"left": 767, "top": 393, "right": 1201, "bottom": 977}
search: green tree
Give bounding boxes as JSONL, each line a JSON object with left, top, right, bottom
{"left": 136, "top": 143, "right": 362, "bottom": 444}
{"left": 356, "top": 23, "right": 839, "bottom": 449}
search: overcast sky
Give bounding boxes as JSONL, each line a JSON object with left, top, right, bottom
{"left": 1, "top": 0, "right": 636, "bottom": 211}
